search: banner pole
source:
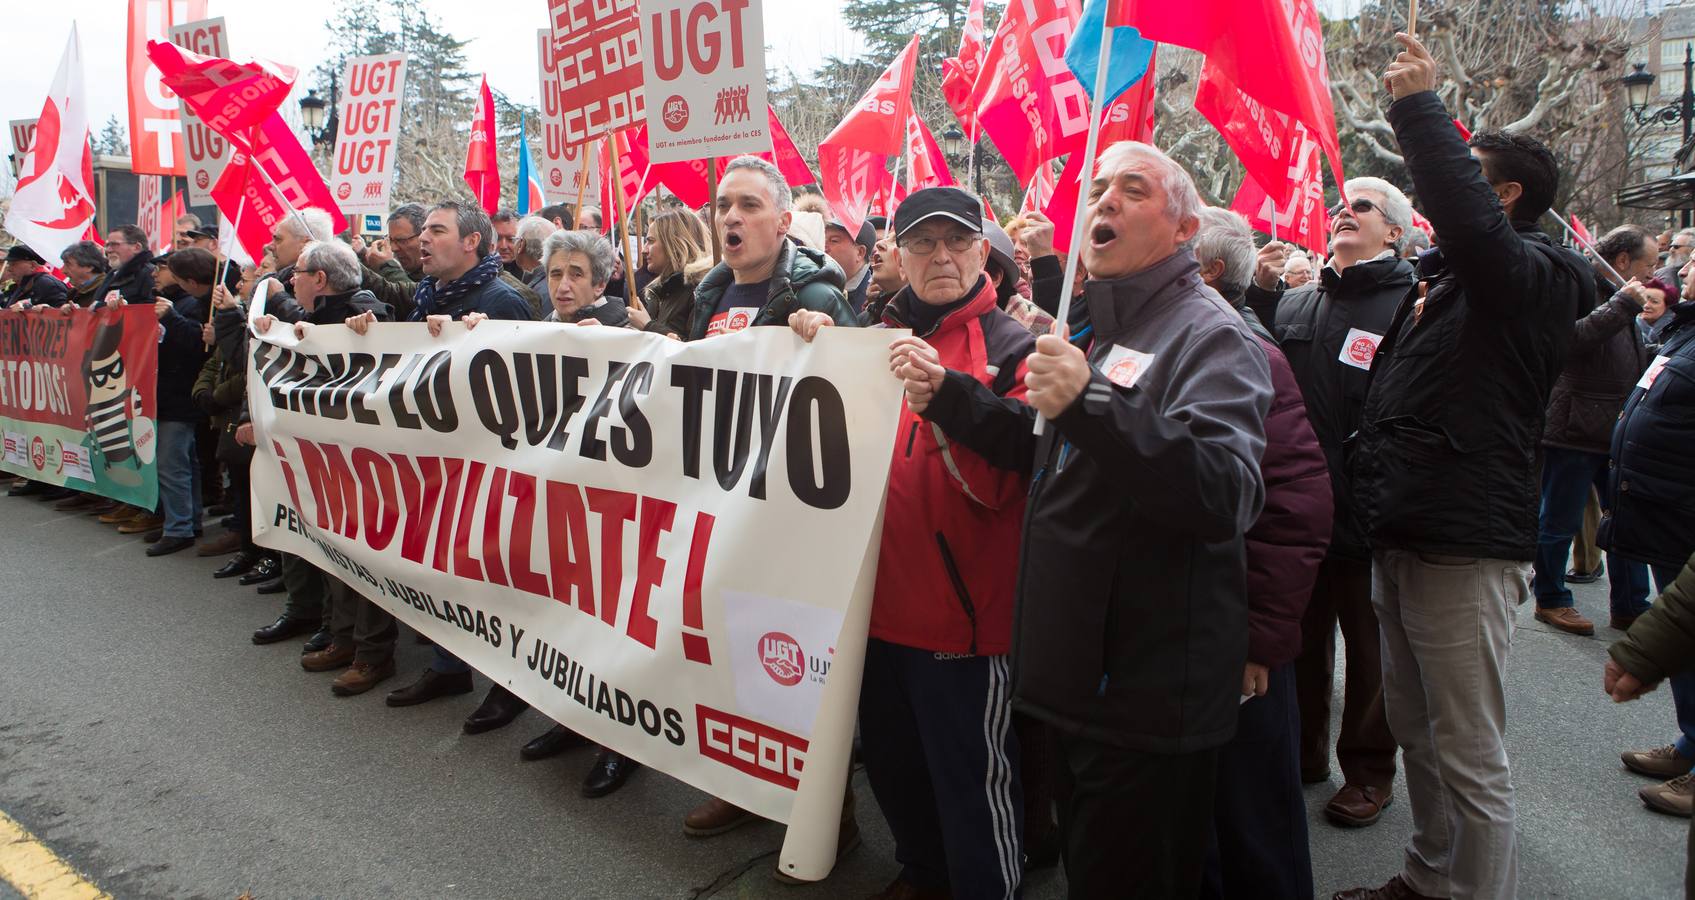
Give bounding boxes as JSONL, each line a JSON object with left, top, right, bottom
{"left": 216, "top": 194, "right": 246, "bottom": 291}
{"left": 1409, "top": 0, "right": 1419, "bottom": 37}
{"left": 1035, "top": 25, "right": 1115, "bottom": 437}
{"left": 1556, "top": 210, "right": 1625, "bottom": 287}
{"left": 1270, "top": 203, "right": 1278, "bottom": 244}
{"left": 708, "top": 156, "right": 722, "bottom": 264}
{"left": 573, "top": 142, "right": 592, "bottom": 229}
{"left": 609, "top": 134, "right": 640, "bottom": 306}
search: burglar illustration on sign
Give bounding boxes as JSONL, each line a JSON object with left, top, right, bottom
{"left": 80, "top": 316, "right": 155, "bottom": 487}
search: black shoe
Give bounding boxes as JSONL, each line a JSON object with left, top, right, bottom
{"left": 581, "top": 749, "right": 639, "bottom": 798}
{"left": 214, "top": 549, "right": 263, "bottom": 579}
{"left": 385, "top": 668, "right": 475, "bottom": 707}
{"left": 145, "top": 535, "right": 196, "bottom": 557}
{"left": 1567, "top": 560, "right": 1607, "bottom": 584}
{"left": 143, "top": 528, "right": 164, "bottom": 544}
{"left": 239, "top": 555, "right": 280, "bottom": 586}
{"left": 253, "top": 614, "right": 318, "bottom": 645}
{"left": 8, "top": 480, "right": 43, "bottom": 497}
{"left": 303, "top": 630, "right": 333, "bottom": 654}
{"left": 40, "top": 487, "right": 74, "bottom": 501}
{"left": 207, "top": 503, "right": 231, "bottom": 517}
{"left": 520, "top": 724, "right": 590, "bottom": 761}
{"left": 463, "top": 684, "right": 529, "bottom": 734}
{"left": 255, "top": 576, "right": 287, "bottom": 595}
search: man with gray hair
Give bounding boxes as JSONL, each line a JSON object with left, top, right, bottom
{"left": 686, "top": 154, "right": 858, "bottom": 341}
{"left": 1193, "top": 207, "right": 1263, "bottom": 332}
{"left": 515, "top": 215, "right": 557, "bottom": 294}
{"left": 1658, "top": 226, "right": 1695, "bottom": 290}
{"left": 900, "top": 140, "right": 1273, "bottom": 895}
{"left": 1271, "top": 176, "right": 1419, "bottom": 833}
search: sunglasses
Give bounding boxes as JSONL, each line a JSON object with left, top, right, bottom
{"left": 1329, "top": 198, "right": 1384, "bottom": 218}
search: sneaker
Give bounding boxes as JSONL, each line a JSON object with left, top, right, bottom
{"left": 1622, "top": 743, "right": 1695, "bottom": 779}
{"left": 1641, "top": 774, "right": 1695, "bottom": 817}
{"left": 1533, "top": 606, "right": 1595, "bottom": 636}
{"left": 1567, "top": 560, "right": 1606, "bottom": 584}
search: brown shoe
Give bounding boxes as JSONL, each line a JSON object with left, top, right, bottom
{"left": 683, "top": 796, "right": 760, "bottom": 837}
{"left": 53, "top": 492, "right": 100, "bottom": 511}
{"left": 331, "top": 658, "right": 396, "bottom": 696}
{"left": 117, "top": 514, "right": 164, "bottom": 534}
{"left": 301, "top": 643, "right": 356, "bottom": 673}
{"left": 1533, "top": 605, "right": 1595, "bottom": 636}
{"left": 1325, "top": 783, "right": 1393, "bottom": 827}
{"left": 1641, "top": 774, "right": 1695, "bottom": 817}
{"left": 195, "top": 530, "right": 242, "bottom": 556}
{"left": 1333, "top": 874, "right": 1447, "bottom": 900}
{"left": 1623, "top": 743, "right": 1695, "bottom": 779}
{"left": 98, "top": 505, "right": 138, "bottom": 524}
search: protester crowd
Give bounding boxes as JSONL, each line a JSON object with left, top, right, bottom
{"left": 6, "top": 33, "right": 1695, "bottom": 900}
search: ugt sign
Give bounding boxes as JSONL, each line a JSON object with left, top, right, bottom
{"left": 640, "top": 0, "right": 767, "bottom": 164}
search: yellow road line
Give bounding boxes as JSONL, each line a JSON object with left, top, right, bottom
{"left": 0, "top": 809, "right": 109, "bottom": 900}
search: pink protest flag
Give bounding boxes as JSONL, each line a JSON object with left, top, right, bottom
{"left": 940, "top": 0, "right": 988, "bottom": 136}
{"left": 817, "top": 36, "right": 921, "bottom": 234}
{"left": 904, "top": 114, "right": 954, "bottom": 191}
{"left": 1040, "top": 53, "right": 1160, "bottom": 255}
{"left": 146, "top": 40, "right": 298, "bottom": 141}
{"left": 972, "top": 1, "right": 1085, "bottom": 186}
{"left": 211, "top": 114, "right": 349, "bottom": 264}
{"left": 6, "top": 25, "right": 98, "bottom": 266}
{"left": 465, "top": 76, "right": 500, "bottom": 216}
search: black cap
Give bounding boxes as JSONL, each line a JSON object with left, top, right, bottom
{"left": 865, "top": 215, "right": 888, "bottom": 233}
{"left": 186, "top": 225, "right": 218, "bottom": 240}
{"left": 827, "top": 218, "right": 878, "bottom": 257}
{"left": 4, "top": 245, "right": 45, "bottom": 264}
{"left": 892, "top": 187, "right": 982, "bottom": 240}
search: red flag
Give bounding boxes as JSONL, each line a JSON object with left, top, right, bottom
{"left": 156, "top": 191, "right": 186, "bottom": 253}
{"left": 764, "top": 106, "right": 816, "bottom": 189}
{"left": 1410, "top": 208, "right": 1434, "bottom": 238}
{"left": 146, "top": 40, "right": 297, "bottom": 141}
{"left": 1041, "top": 55, "right": 1159, "bottom": 255}
{"left": 211, "top": 114, "right": 349, "bottom": 263}
{"left": 465, "top": 76, "right": 500, "bottom": 216}
{"left": 600, "top": 130, "right": 646, "bottom": 235}
{"left": 904, "top": 114, "right": 955, "bottom": 191}
{"left": 941, "top": 0, "right": 988, "bottom": 136}
{"left": 1022, "top": 162, "right": 1057, "bottom": 216}
{"left": 1195, "top": 61, "right": 1311, "bottom": 207}
{"left": 1571, "top": 214, "right": 1594, "bottom": 249}
{"left": 973, "top": 1, "right": 1086, "bottom": 186}
{"left": 625, "top": 105, "right": 814, "bottom": 210}
{"left": 1452, "top": 118, "right": 1473, "bottom": 142}
{"left": 1231, "top": 167, "right": 1329, "bottom": 259}
{"left": 1113, "top": 0, "right": 1345, "bottom": 199}
{"left": 818, "top": 36, "right": 921, "bottom": 233}
{"left": 127, "top": 0, "right": 208, "bottom": 176}
{"left": 6, "top": 26, "right": 98, "bottom": 265}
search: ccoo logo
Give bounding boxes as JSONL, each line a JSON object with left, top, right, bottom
{"left": 29, "top": 436, "right": 45, "bottom": 471}
{"left": 758, "top": 632, "right": 804, "bottom": 687}
{"left": 662, "top": 95, "right": 689, "bottom": 133}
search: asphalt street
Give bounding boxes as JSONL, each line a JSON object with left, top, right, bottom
{"left": 0, "top": 492, "right": 1689, "bottom": 899}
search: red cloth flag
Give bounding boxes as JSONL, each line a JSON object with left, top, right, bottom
{"left": 904, "top": 114, "right": 955, "bottom": 191}
{"left": 1452, "top": 119, "right": 1473, "bottom": 142}
{"left": 599, "top": 130, "right": 647, "bottom": 235}
{"left": 973, "top": 0, "right": 1087, "bottom": 186}
{"left": 1230, "top": 165, "right": 1329, "bottom": 259}
{"left": 127, "top": 0, "right": 208, "bottom": 176}
{"left": 465, "top": 76, "right": 500, "bottom": 216}
{"left": 1040, "top": 53, "right": 1160, "bottom": 255}
{"left": 1112, "top": 0, "right": 1345, "bottom": 199}
{"left": 817, "top": 36, "right": 921, "bottom": 234}
{"left": 211, "top": 114, "right": 348, "bottom": 263}
{"left": 146, "top": 40, "right": 297, "bottom": 141}
{"left": 1194, "top": 61, "right": 1310, "bottom": 207}
{"left": 941, "top": 0, "right": 988, "bottom": 136}
{"left": 1571, "top": 214, "right": 1594, "bottom": 249}
{"left": 764, "top": 106, "right": 816, "bottom": 189}
{"left": 1021, "top": 162, "right": 1057, "bottom": 216}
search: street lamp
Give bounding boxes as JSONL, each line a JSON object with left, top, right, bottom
{"left": 297, "top": 70, "right": 341, "bottom": 151}
{"left": 940, "top": 124, "right": 966, "bottom": 160}
{"left": 299, "top": 89, "right": 327, "bottom": 134}
{"left": 937, "top": 123, "right": 982, "bottom": 194}
{"left": 1621, "top": 43, "right": 1695, "bottom": 225}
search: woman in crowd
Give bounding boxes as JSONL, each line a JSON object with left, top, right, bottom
{"left": 628, "top": 209, "right": 709, "bottom": 338}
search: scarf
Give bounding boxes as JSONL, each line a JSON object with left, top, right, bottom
{"left": 410, "top": 253, "right": 503, "bottom": 320}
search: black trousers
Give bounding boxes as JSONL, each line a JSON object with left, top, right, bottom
{"left": 1202, "top": 663, "right": 1313, "bottom": 899}
{"left": 1053, "top": 729, "right": 1219, "bottom": 899}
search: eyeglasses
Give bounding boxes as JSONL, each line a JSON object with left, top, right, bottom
{"left": 1328, "top": 198, "right": 1384, "bottom": 218}
{"left": 898, "top": 232, "right": 982, "bottom": 255}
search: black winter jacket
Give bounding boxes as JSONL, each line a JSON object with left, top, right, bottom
{"left": 1350, "top": 91, "right": 1586, "bottom": 562}
{"left": 640, "top": 271, "right": 698, "bottom": 337}
{"left": 688, "top": 240, "right": 857, "bottom": 340}
{"left": 95, "top": 252, "right": 156, "bottom": 307}
{"left": 1275, "top": 255, "right": 1417, "bottom": 560}
{"left": 1541, "top": 271, "right": 1650, "bottom": 455}
{"left": 922, "top": 252, "right": 1272, "bottom": 753}
{"left": 2, "top": 272, "right": 69, "bottom": 308}
{"left": 157, "top": 291, "right": 212, "bottom": 423}
{"left": 1599, "top": 300, "right": 1695, "bottom": 569}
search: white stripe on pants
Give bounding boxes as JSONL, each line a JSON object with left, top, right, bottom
{"left": 1372, "top": 549, "right": 1527, "bottom": 900}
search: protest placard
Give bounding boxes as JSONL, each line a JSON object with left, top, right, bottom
{"left": 640, "top": 0, "right": 768, "bottom": 164}
{"left": 331, "top": 53, "right": 407, "bottom": 218}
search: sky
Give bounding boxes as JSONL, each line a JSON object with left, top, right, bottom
{"left": 2, "top": 1, "right": 869, "bottom": 160}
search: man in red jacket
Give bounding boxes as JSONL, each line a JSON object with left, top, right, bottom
{"left": 791, "top": 187, "right": 1035, "bottom": 900}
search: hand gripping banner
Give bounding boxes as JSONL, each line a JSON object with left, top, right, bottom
{"left": 0, "top": 306, "right": 159, "bottom": 508}
{"left": 245, "top": 320, "right": 901, "bottom": 880}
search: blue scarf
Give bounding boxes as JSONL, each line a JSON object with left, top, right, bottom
{"left": 410, "top": 253, "right": 503, "bottom": 321}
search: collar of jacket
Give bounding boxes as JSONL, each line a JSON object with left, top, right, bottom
{"left": 1318, "top": 253, "right": 1417, "bottom": 294}
{"left": 308, "top": 289, "right": 380, "bottom": 324}
{"left": 1081, "top": 250, "right": 1202, "bottom": 342}
{"left": 881, "top": 274, "right": 996, "bottom": 337}
{"left": 115, "top": 251, "right": 153, "bottom": 282}
{"left": 1664, "top": 298, "right": 1695, "bottom": 340}
{"left": 699, "top": 237, "right": 800, "bottom": 306}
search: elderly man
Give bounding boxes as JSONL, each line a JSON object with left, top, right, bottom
{"left": 1657, "top": 227, "right": 1695, "bottom": 291}
{"left": 253, "top": 240, "right": 397, "bottom": 694}
{"left": 59, "top": 241, "right": 109, "bottom": 307}
{"left": 0, "top": 245, "right": 69, "bottom": 307}
{"left": 686, "top": 156, "right": 857, "bottom": 342}
{"left": 823, "top": 217, "right": 877, "bottom": 313}
{"left": 97, "top": 225, "right": 158, "bottom": 306}
{"left": 791, "top": 186, "right": 1038, "bottom": 899}
{"left": 514, "top": 215, "right": 556, "bottom": 294}
{"left": 576, "top": 206, "right": 603, "bottom": 231}
{"left": 902, "top": 141, "right": 1272, "bottom": 896}
{"left": 1272, "top": 177, "right": 1420, "bottom": 830}
{"left": 364, "top": 203, "right": 428, "bottom": 291}
{"left": 1533, "top": 224, "right": 1658, "bottom": 637}
{"left": 1339, "top": 34, "right": 1589, "bottom": 900}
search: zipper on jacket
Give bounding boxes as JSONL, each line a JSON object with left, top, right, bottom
{"left": 904, "top": 420, "right": 920, "bottom": 457}
{"left": 934, "top": 532, "right": 979, "bottom": 656}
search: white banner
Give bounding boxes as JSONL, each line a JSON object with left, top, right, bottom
{"left": 536, "top": 30, "right": 596, "bottom": 205}
{"left": 246, "top": 321, "right": 901, "bottom": 880}
{"left": 168, "top": 17, "right": 232, "bottom": 205}
{"left": 331, "top": 53, "right": 407, "bottom": 218}
{"left": 640, "top": 0, "right": 768, "bottom": 164}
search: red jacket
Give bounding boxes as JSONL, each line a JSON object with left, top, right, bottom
{"left": 1246, "top": 336, "right": 1333, "bottom": 666}
{"left": 873, "top": 277, "right": 1036, "bottom": 655}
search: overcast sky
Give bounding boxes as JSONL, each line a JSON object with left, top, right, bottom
{"left": 3, "top": 1, "right": 869, "bottom": 159}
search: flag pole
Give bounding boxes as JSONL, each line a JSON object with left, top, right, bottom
{"left": 1036, "top": 24, "right": 1115, "bottom": 437}
{"left": 573, "top": 142, "right": 592, "bottom": 229}
{"left": 609, "top": 133, "right": 640, "bottom": 306}
{"left": 1408, "top": 0, "right": 1419, "bottom": 37}
{"left": 1270, "top": 204, "right": 1278, "bottom": 244}
{"left": 708, "top": 156, "right": 722, "bottom": 264}
{"left": 1556, "top": 211, "right": 1626, "bottom": 287}
{"left": 215, "top": 195, "right": 246, "bottom": 290}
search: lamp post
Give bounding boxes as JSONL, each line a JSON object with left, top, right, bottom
{"left": 298, "top": 68, "right": 341, "bottom": 156}
{"left": 1623, "top": 43, "right": 1695, "bottom": 226}
{"left": 939, "top": 123, "right": 982, "bottom": 195}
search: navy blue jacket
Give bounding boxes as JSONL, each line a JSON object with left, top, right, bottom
{"left": 1599, "top": 299, "right": 1695, "bottom": 569}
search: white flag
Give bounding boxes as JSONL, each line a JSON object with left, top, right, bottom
{"left": 4, "top": 25, "right": 96, "bottom": 266}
